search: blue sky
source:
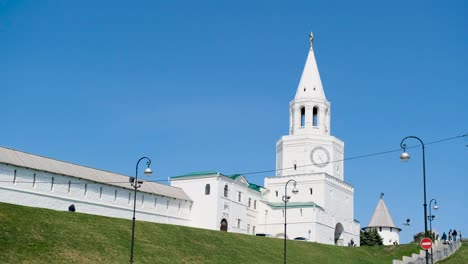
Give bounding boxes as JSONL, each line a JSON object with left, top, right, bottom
{"left": 2, "top": 1, "right": 467, "bottom": 243}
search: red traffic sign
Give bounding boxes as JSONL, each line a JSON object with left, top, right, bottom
{"left": 420, "top": 238, "right": 433, "bottom": 250}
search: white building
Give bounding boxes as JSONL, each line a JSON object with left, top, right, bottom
{"left": 256, "top": 33, "right": 360, "bottom": 245}
{"left": 0, "top": 34, "right": 360, "bottom": 246}
{"left": 362, "top": 194, "right": 401, "bottom": 245}
{"left": 170, "top": 171, "right": 262, "bottom": 234}
{"left": 0, "top": 147, "right": 193, "bottom": 226}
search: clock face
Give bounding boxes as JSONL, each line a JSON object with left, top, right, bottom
{"left": 310, "top": 147, "right": 330, "bottom": 168}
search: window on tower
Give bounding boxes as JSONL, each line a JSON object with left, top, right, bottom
{"left": 313, "top": 106, "right": 318, "bottom": 126}
{"left": 205, "top": 184, "right": 211, "bottom": 195}
{"left": 300, "top": 107, "right": 306, "bottom": 127}
{"left": 224, "top": 185, "right": 229, "bottom": 198}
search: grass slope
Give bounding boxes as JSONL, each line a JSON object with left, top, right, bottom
{"left": 438, "top": 242, "right": 468, "bottom": 264}
{"left": 0, "top": 202, "right": 423, "bottom": 264}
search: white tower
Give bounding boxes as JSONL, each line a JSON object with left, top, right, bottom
{"left": 259, "top": 34, "right": 360, "bottom": 246}
{"left": 276, "top": 33, "right": 344, "bottom": 180}
{"left": 363, "top": 194, "right": 401, "bottom": 245}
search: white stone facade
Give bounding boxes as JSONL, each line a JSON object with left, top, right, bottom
{"left": 170, "top": 172, "right": 261, "bottom": 234}
{"left": 0, "top": 160, "right": 192, "bottom": 226}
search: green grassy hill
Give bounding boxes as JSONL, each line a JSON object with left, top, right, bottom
{"left": 438, "top": 241, "right": 468, "bottom": 264}
{"left": 0, "top": 202, "right": 457, "bottom": 264}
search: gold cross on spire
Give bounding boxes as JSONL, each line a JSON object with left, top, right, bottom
{"left": 309, "top": 32, "right": 314, "bottom": 48}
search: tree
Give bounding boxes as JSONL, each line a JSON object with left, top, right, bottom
{"left": 360, "top": 229, "right": 383, "bottom": 246}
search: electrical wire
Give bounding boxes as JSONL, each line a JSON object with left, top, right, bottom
{"left": 0, "top": 133, "right": 465, "bottom": 185}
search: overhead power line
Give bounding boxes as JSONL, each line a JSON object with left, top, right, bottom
{"left": 239, "top": 133, "right": 467, "bottom": 177}
{"left": 1, "top": 134, "right": 465, "bottom": 185}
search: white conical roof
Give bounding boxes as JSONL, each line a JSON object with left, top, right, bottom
{"left": 367, "top": 197, "right": 398, "bottom": 228}
{"left": 294, "top": 33, "right": 326, "bottom": 101}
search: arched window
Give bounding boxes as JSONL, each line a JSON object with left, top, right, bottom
{"left": 300, "top": 107, "right": 306, "bottom": 127}
{"left": 310, "top": 188, "right": 313, "bottom": 195}
{"left": 313, "top": 106, "right": 318, "bottom": 126}
{"left": 205, "top": 184, "right": 211, "bottom": 195}
{"left": 224, "top": 185, "right": 229, "bottom": 197}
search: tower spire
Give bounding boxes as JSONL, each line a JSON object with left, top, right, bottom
{"left": 294, "top": 32, "right": 326, "bottom": 100}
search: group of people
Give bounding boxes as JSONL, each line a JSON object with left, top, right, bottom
{"left": 440, "top": 229, "right": 462, "bottom": 244}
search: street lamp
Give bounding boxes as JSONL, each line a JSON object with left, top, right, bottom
{"left": 400, "top": 136, "right": 429, "bottom": 264}
{"left": 283, "top": 179, "right": 299, "bottom": 264}
{"left": 428, "top": 199, "right": 438, "bottom": 264}
{"left": 129, "top": 157, "right": 153, "bottom": 264}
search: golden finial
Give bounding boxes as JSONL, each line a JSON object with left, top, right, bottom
{"left": 309, "top": 32, "right": 314, "bottom": 48}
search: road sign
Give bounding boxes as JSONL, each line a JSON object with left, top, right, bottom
{"left": 420, "top": 237, "right": 433, "bottom": 250}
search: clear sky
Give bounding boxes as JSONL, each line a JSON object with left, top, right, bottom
{"left": 2, "top": 0, "right": 467, "bottom": 244}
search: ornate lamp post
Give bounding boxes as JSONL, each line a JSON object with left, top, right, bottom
{"left": 428, "top": 199, "right": 438, "bottom": 264}
{"left": 400, "top": 136, "right": 429, "bottom": 264}
{"left": 129, "top": 157, "right": 153, "bottom": 264}
{"left": 283, "top": 179, "right": 299, "bottom": 264}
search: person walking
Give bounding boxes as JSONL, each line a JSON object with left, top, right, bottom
{"left": 452, "top": 229, "right": 458, "bottom": 241}
{"left": 441, "top": 232, "right": 447, "bottom": 244}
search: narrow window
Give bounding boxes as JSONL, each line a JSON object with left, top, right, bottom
{"left": 51, "top": 177, "right": 54, "bottom": 191}
{"left": 13, "top": 169, "right": 17, "bottom": 184}
{"left": 379, "top": 227, "right": 382, "bottom": 232}
{"left": 300, "top": 107, "right": 306, "bottom": 127}
{"left": 166, "top": 200, "right": 169, "bottom": 209}
{"left": 205, "top": 184, "right": 210, "bottom": 195}
{"left": 224, "top": 185, "right": 229, "bottom": 198}
{"left": 154, "top": 197, "right": 158, "bottom": 208}
{"left": 254, "top": 200, "right": 257, "bottom": 210}
{"left": 248, "top": 198, "right": 251, "bottom": 208}
{"left": 282, "top": 209, "right": 285, "bottom": 217}
{"left": 247, "top": 224, "right": 250, "bottom": 233}
{"left": 294, "top": 164, "right": 297, "bottom": 170}
{"left": 99, "top": 187, "right": 103, "bottom": 199}
{"left": 390, "top": 227, "right": 393, "bottom": 232}
{"left": 128, "top": 192, "right": 131, "bottom": 204}
{"left": 68, "top": 180, "right": 71, "bottom": 194}
{"left": 300, "top": 208, "right": 303, "bottom": 216}
{"left": 275, "top": 190, "right": 278, "bottom": 197}
{"left": 313, "top": 106, "right": 318, "bottom": 126}
{"left": 33, "top": 173, "right": 36, "bottom": 188}
{"left": 114, "top": 190, "right": 118, "bottom": 202}
{"left": 237, "top": 219, "right": 241, "bottom": 228}
{"left": 253, "top": 226, "right": 256, "bottom": 235}
{"left": 178, "top": 202, "right": 181, "bottom": 212}
{"left": 142, "top": 195, "right": 145, "bottom": 207}
{"left": 310, "top": 188, "right": 313, "bottom": 195}
{"left": 84, "top": 184, "right": 88, "bottom": 197}
{"left": 238, "top": 191, "right": 242, "bottom": 202}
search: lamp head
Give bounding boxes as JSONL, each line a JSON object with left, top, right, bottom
{"left": 292, "top": 183, "right": 299, "bottom": 194}
{"left": 400, "top": 152, "right": 410, "bottom": 162}
{"left": 144, "top": 167, "right": 153, "bottom": 176}
{"left": 434, "top": 204, "right": 439, "bottom": 210}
